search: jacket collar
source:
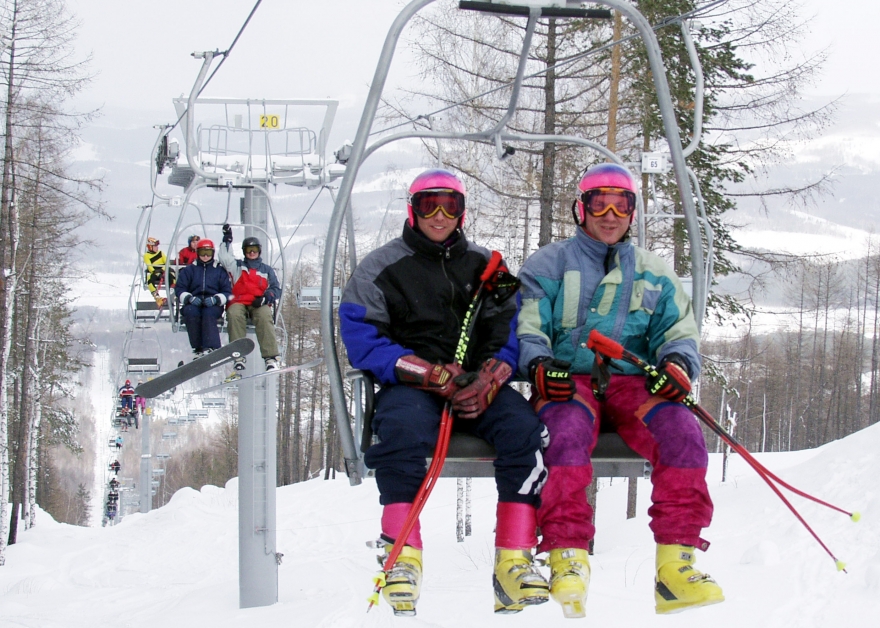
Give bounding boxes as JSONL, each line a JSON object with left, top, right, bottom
{"left": 243, "top": 256, "right": 263, "bottom": 269}
{"left": 401, "top": 221, "right": 467, "bottom": 258}
{"left": 574, "top": 225, "right": 632, "bottom": 266}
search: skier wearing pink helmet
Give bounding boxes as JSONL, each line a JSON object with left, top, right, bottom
{"left": 517, "top": 162, "right": 721, "bottom": 617}
{"left": 340, "top": 168, "right": 549, "bottom": 615}
{"left": 406, "top": 168, "right": 467, "bottom": 228}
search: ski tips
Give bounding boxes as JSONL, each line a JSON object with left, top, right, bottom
{"left": 850, "top": 511, "right": 861, "bottom": 523}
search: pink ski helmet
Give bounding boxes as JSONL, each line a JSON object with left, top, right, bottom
{"left": 574, "top": 163, "right": 638, "bottom": 225}
{"left": 407, "top": 169, "right": 467, "bottom": 228}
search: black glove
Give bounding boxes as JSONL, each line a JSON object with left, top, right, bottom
{"left": 189, "top": 296, "right": 203, "bottom": 308}
{"left": 645, "top": 356, "right": 691, "bottom": 402}
{"left": 529, "top": 356, "right": 576, "bottom": 402}
{"left": 222, "top": 223, "right": 233, "bottom": 244}
{"left": 264, "top": 292, "right": 277, "bottom": 305}
{"left": 181, "top": 293, "right": 193, "bottom": 305}
{"left": 203, "top": 296, "right": 219, "bottom": 307}
{"left": 251, "top": 296, "right": 266, "bottom": 308}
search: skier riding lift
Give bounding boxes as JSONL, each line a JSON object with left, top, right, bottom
{"left": 340, "top": 169, "right": 549, "bottom": 616}
{"left": 177, "top": 234, "right": 201, "bottom": 266}
{"left": 144, "top": 237, "right": 176, "bottom": 308}
{"left": 218, "top": 226, "right": 281, "bottom": 379}
{"left": 118, "top": 379, "right": 135, "bottom": 413}
{"left": 516, "top": 163, "right": 724, "bottom": 617}
{"left": 174, "top": 239, "right": 232, "bottom": 359}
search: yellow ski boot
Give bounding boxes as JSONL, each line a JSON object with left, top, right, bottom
{"left": 493, "top": 549, "right": 550, "bottom": 614}
{"left": 655, "top": 544, "right": 724, "bottom": 614}
{"left": 382, "top": 545, "right": 422, "bottom": 616}
{"left": 548, "top": 547, "right": 590, "bottom": 619}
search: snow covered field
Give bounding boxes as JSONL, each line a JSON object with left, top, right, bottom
{"left": 1, "top": 421, "right": 877, "bottom": 627}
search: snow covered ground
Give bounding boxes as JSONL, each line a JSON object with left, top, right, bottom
{"left": 0, "top": 421, "right": 877, "bottom": 627}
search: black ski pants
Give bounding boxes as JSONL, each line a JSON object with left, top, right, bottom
{"left": 365, "top": 384, "right": 547, "bottom": 506}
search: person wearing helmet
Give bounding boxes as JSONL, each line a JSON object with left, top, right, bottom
{"left": 516, "top": 163, "right": 721, "bottom": 618}
{"left": 339, "top": 169, "right": 549, "bottom": 616}
{"left": 177, "top": 234, "right": 202, "bottom": 266}
{"left": 118, "top": 379, "right": 136, "bottom": 414}
{"left": 218, "top": 225, "right": 282, "bottom": 376}
{"left": 174, "top": 239, "right": 232, "bottom": 359}
{"left": 143, "top": 236, "right": 176, "bottom": 307}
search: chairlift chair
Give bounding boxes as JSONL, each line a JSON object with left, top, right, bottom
{"left": 322, "top": 0, "right": 713, "bottom": 491}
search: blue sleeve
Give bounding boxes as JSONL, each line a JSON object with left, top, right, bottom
{"left": 339, "top": 302, "right": 408, "bottom": 384}
{"left": 264, "top": 264, "right": 281, "bottom": 299}
{"left": 489, "top": 294, "right": 520, "bottom": 379}
{"left": 219, "top": 267, "right": 233, "bottom": 299}
{"left": 174, "top": 267, "right": 192, "bottom": 298}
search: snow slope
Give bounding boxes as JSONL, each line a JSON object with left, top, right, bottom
{"left": 0, "top": 422, "right": 877, "bottom": 627}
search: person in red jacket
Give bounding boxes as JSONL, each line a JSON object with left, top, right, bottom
{"left": 218, "top": 225, "right": 281, "bottom": 378}
{"left": 176, "top": 234, "right": 201, "bottom": 265}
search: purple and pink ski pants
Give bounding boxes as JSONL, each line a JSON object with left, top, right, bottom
{"left": 535, "top": 374, "right": 712, "bottom": 553}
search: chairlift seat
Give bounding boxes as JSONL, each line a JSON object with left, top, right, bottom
{"left": 351, "top": 370, "right": 650, "bottom": 479}
{"left": 135, "top": 300, "right": 170, "bottom": 322}
{"left": 126, "top": 357, "right": 160, "bottom": 373}
{"left": 296, "top": 286, "right": 340, "bottom": 310}
{"left": 202, "top": 397, "right": 226, "bottom": 408}
{"left": 188, "top": 408, "right": 209, "bottom": 419}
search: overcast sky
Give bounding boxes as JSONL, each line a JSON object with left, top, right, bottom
{"left": 66, "top": 0, "right": 879, "bottom": 118}
{"left": 64, "top": 0, "right": 880, "bottom": 310}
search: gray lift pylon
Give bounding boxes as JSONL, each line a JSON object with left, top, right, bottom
{"left": 236, "top": 343, "right": 279, "bottom": 608}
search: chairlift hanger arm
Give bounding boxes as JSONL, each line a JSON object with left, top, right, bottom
{"left": 459, "top": 1, "right": 611, "bottom": 19}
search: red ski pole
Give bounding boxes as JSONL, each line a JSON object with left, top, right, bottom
{"left": 586, "top": 330, "right": 860, "bottom": 572}
{"left": 369, "top": 252, "right": 505, "bottom": 611}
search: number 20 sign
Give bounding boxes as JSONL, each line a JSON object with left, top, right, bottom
{"left": 260, "top": 114, "right": 280, "bottom": 129}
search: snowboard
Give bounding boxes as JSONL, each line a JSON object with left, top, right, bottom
{"left": 191, "top": 356, "right": 324, "bottom": 395}
{"left": 134, "top": 338, "right": 256, "bottom": 398}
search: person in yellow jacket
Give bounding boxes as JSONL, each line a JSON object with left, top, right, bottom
{"left": 143, "top": 237, "right": 176, "bottom": 307}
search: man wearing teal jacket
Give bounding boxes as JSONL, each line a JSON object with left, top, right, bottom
{"left": 516, "top": 163, "right": 723, "bottom": 618}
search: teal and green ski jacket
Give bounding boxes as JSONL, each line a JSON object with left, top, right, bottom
{"left": 516, "top": 227, "right": 700, "bottom": 379}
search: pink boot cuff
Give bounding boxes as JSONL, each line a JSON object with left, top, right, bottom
{"left": 495, "top": 502, "right": 539, "bottom": 550}
{"left": 381, "top": 503, "right": 423, "bottom": 549}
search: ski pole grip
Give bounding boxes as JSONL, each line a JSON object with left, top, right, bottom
{"left": 586, "top": 330, "right": 625, "bottom": 359}
{"left": 480, "top": 250, "right": 503, "bottom": 283}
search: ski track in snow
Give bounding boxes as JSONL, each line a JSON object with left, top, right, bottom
{"left": 90, "top": 349, "right": 116, "bottom": 527}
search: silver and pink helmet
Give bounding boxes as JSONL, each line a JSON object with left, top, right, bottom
{"left": 574, "top": 163, "right": 638, "bottom": 225}
{"left": 407, "top": 169, "right": 467, "bottom": 227}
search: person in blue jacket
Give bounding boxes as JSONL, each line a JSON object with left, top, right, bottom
{"left": 340, "top": 169, "right": 549, "bottom": 616}
{"left": 175, "top": 239, "right": 233, "bottom": 358}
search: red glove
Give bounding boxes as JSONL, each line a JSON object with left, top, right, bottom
{"left": 645, "top": 359, "right": 691, "bottom": 402}
{"left": 529, "top": 356, "right": 575, "bottom": 402}
{"left": 394, "top": 354, "right": 465, "bottom": 399}
{"left": 451, "top": 358, "right": 512, "bottom": 419}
